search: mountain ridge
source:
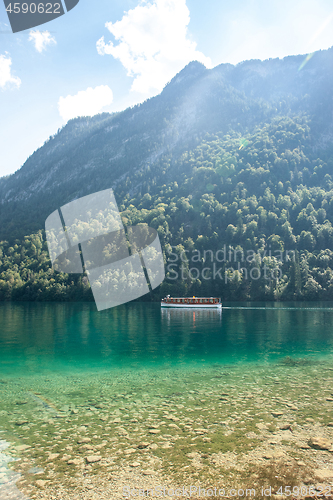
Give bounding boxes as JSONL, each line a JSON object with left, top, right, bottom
{"left": 1, "top": 47, "right": 333, "bottom": 243}
{"left": 2, "top": 48, "right": 333, "bottom": 300}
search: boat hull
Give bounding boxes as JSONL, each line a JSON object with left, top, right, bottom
{"left": 161, "top": 303, "right": 222, "bottom": 309}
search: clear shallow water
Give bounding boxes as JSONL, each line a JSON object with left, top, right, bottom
{"left": 0, "top": 301, "right": 333, "bottom": 375}
{"left": 0, "top": 440, "right": 28, "bottom": 499}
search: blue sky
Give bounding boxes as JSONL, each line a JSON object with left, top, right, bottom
{"left": 1, "top": 0, "right": 333, "bottom": 177}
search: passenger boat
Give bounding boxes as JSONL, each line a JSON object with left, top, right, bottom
{"left": 161, "top": 296, "right": 222, "bottom": 308}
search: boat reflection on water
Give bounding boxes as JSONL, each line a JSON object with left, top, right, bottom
{"left": 160, "top": 307, "right": 223, "bottom": 360}
{"left": 161, "top": 305, "right": 222, "bottom": 325}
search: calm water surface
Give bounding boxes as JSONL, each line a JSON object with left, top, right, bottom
{"left": 0, "top": 301, "right": 333, "bottom": 375}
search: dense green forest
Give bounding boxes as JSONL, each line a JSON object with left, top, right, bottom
{"left": 2, "top": 51, "right": 333, "bottom": 302}
{"left": 2, "top": 113, "right": 333, "bottom": 302}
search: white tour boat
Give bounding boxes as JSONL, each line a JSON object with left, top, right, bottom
{"left": 161, "top": 296, "right": 222, "bottom": 308}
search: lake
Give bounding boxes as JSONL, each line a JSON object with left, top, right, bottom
{"left": 1, "top": 301, "right": 333, "bottom": 372}
{"left": 1, "top": 302, "right": 333, "bottom": 497}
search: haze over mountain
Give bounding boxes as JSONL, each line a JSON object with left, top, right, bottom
{"left": 1, "top": 48, "right": 333, "bottom": 240}
{"left": 1, "top": 47, "right": 333, "bottom": 301}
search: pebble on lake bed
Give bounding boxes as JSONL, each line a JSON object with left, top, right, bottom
{"left": 314, "top": 469, "right": 333, "bottom": 480}
{"left": 142, "top": 469, "right": 156, "bottom": 476}
{"left": 15, "top": 420, "right": 29, "bottom": 426}
{"left": 35, "top": 480, "right": 47, "bottom": 489}
{"left": 67, "top": 458, "right": 82, "bottom": 465}
{"left": 280, "top": 424, "right": 292, "bottom": 431}
{"left": 309, "top": 437, "right": 332, "bottom": 450}
{"left": 137, "top": 442, "right": 150, "bottom": 449}
{"left": 77, "top": 437, "right": 91, "bottom": 444}
{"left": 85, "top": 455, "right": 102, "bottom": 464}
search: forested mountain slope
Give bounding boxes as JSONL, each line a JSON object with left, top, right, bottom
{"left": 1, "top": 48, "right": 333, "bottom": 301}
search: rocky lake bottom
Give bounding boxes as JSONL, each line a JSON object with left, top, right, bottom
{"left": 1, "top": 358, "right": 333, "bottom": 500}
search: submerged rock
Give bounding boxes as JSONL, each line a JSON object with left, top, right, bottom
{"left": 137, "top": 442, "right": 149, "bottom": 449}
{"left": 280, "top": 424, "right": 292, "bottom": 431}
{"left": 67, "top": 458, "right": 82, "bottom": 465}
{"left": 279, "top": 356, "right": 313, "bottom": 366}
{"left": 314, "top": 469, "right": 333, "bottom": 480}
{"left": 142, "top": 469, "right": 155, "bottom": 475}
{"left": 85, "top": 455, "right": 101, "bottom": 463}
{"left": 15, "top": 420, "right": 28, "bottom": 426}
{"left": 309, "top": 437, "right": 332, "bottom": 450}
{"left": 77, "top": 437, "right": 91, "bottom": 444}
{"left": 35, "top": 479, "right": 47, "bottom": 489}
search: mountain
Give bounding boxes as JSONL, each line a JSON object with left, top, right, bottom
{"left": 1, "top": 48, "right": 333, "bottom": 301}
{"left": 2, "top": 48, "right": 333, "bottom": 241}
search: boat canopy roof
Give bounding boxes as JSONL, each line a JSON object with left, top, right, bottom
{"left": 161, "top": 297, "right": 221, "bottom": 303}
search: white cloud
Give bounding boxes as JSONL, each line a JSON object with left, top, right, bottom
{"left": 96, "top": 0, "right": 211, "bottom": 96}
{"left": 29, "top": 30, "right": 56, "bottom": 53}
{"left": 58, "top": 85, "right": 114, "bottom": 121}
{"left": 0, "top": 54, "right": 21, "bottom": 90}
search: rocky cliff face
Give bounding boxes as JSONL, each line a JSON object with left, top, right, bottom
{"left": 1, "top": 48, "right": 333, "bottom": 241}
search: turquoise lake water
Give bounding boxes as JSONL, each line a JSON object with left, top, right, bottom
{"left": 0, "top": 301, "right": 333, "bottom": 375}
{"left": 1, "top": 302, "right": 333, "bottom": 496}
